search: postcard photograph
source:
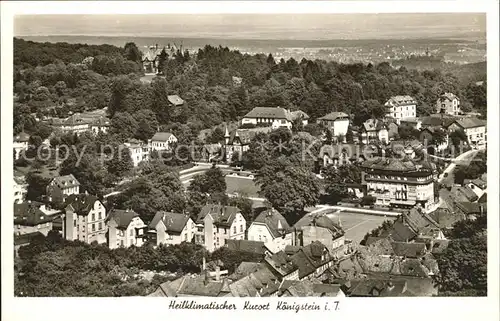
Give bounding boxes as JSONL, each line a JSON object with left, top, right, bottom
{"left": 1, "top": 2, "right": 499, "bottom": 320}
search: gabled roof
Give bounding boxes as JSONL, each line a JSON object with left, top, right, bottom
{"left": 252, "top": 208, "right": 291, "bottom": 238}
{"left": 229, "top": 267, "right": 279, "bottom": 297}
{"left": 317, "top": 112, "right": 349, "bottom": 121}
{"left": 166, "top": 275, "right": 228, "bottom": 297}
{"left": 264, "top": 251, "right": 297, "bottom": 276}
{"left": 391, "top": 242, "right": 427, "bottom": 258}
{"left": 453, "top": 117, "right": 487, "bottom": 129}
{"left": 229, "top": 262, "right": 264, "bottom": 281}
{"left": 91, "top": 116, "right": 110, "bottom": 127}
{"left": 225, "top": 239, "right": 267, "bottom": 255}
{"left": 14, "top": 202, "right": 59, "bottom": 226}
{"left": 149, "top": 211, "right": 191, "bottom": 234}
{"left": 449, "top": 186, "right": 479, "bottom": 202}
{"left": 456, "top": 202, "right": 486, "bottom": 215}
{"left": 349, "top": 279, "right": 409, "bottom": 297}
{"left": 363, "top": 119, "right": 387, "bottom": 132}
{"left": 428, "top": 206, "right": 465, "bottom": 229}
{"left": 361, "top": 157, "right": 432, "bottom": 173}
{"left": 293, "top": 213, "right": 344, "bottom": 238}
{"left": 14, "top": 132, "right": 30, "bottom": 142}
{"left": 197, "top": 204, "right": 241, "bottom": 227}
{"left": 228, "top": 127, "right": 273, "bottom": 145}
{"left": 290, "top": 241, "right": 331, "bottom": 279}
{"left": 49, "top": 174, "right": 80, "bottom": 189}
{"left": 167, "top": 95, "right": 184, "bottom": 106}
{"left": 319, "top": 143, "right": 376, "bottom": 160}
{"left": 243, "top": 107, "right": 291, "bottom": 120}
{"left": 150, "top": 132, "right": 176, "bottom": 142}
{"left": 107, "top": 209, "right": 141, "bottom": 230}
{"left": 65, "top": 194, "right": 100, "bottom": 216}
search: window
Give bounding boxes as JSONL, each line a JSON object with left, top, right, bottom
{"left": 224, "top": 228, "right": 227, "bottom": 234}
{"left": 233, "top": 226, "right": 237, "bottom": 234}
{"left": 240, "top": 225, "right": 243, "bottom": 232}
{"left": 121, "top": 240, "right": 124, "bottom": 247}
{"left": 98, "top": 212, "right": 102, "bottom": 220}
{"left": 92, "top": 224, "right": 95, "bottom": 232}
{"left": 74, "top": 220, "right": 77, "bottom": 227}
{"left": 98, "top": 222, "right": 102, "bottom": 230}
{"left": 130, "top": 229, "right": 134, "bottom": 236}
{"left": 92, "top": 213, "right": 95, "bottom": 221}
{"left": 184, "top": 234, "right": 188, "bottom": 241}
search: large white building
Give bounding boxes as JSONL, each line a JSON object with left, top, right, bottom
{"left": 385, "top": 96, "right": 417, "bottom": 124}
{"left": 316, "top": 112, "right": 350, "bottom": 138}
{"left": 241, "top": 107, "right": 308, "bottom": 130}
{"left": 46, "top": 174, "right": 81, "bottom": 204}
{"left": 123, "top": 140, "right": 150, "bottom": 167}
{"left": 247, "top": 208, "right": 293, "bottom": 253}
{"left": 13, "top": 132, "right": 30, "bottom": 160}
{"left": 14, "top": 177, "right": 28, "bottom": 204}
{"left": 194, "top": 205, "right": 246, "bottom": 252}
{"left": 149, "top": 132, "right": 178, "bottom": 152}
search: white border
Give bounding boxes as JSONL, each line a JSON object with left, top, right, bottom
{"left": 2, "top": 2, "right": 499, "bottom": 321}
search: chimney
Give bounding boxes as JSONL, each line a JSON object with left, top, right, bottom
{"left": 479, "top": 205, "right": 484, "bottom": 215}
{"left": 215, "top": 266, "right": 221, "bottom": 281}
{"left": 155, "top": 44, "right": 158, "bottom": 50}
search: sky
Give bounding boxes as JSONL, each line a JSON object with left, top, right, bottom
{"left": 14, "top": 13, "right": 486, "bottom": 40}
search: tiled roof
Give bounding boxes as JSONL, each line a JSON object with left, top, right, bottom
{"left": 149, "top": 211, "right": 190, "bottom": 234}
{"left": 293, "top": 213, "right": 344, "bottom": 238}
{"left": 197, "top": 204, "right": 241, "bottom": 227}
{"left": 229, "top": 262, "right": 264, "bottom": 281}
{"left": 317, "top": 112, "right": 349, "bottom": 121}
{"left": 252, "top": 208, "right": 291, "bottom": 238}
{"left": 14, "top": 231, "right": 44, "bottom": 246}
{"left": 290, "top": 241, "right": 331, "bottom": 279}
{"left": 319, "top": 143, "right": 376, "bottom": 160}
{"left": 141, "top": 48, "right": 163, "bottom": 62}
{"left": 14, "top": 132, "right": 30, "bottom": 142}
{"left": 389, "top": 221, "right": 417, "bottom": 242}
{"left": 228, "top": 127, "right": 273, "bottom": 145}
{"left": 167, "top": 95, "right": 184, "bottom": 106}
{"left": 428, "top": 206, "right": 465, "bottom": 229}
{"left": 391, "top": 242, "right": 427, "bottom": 258}
{"left": 229, "top": 267, "right": 279, "bottom": 297}
{"left": 439, "top": 92, "right": 459, "bottom": 101}
{"left": 456, "top": 202, "right": 486, "bottom": 215}
{"left": 107, "top": 209, "right": 140, "bottom": 230}
{"left": 361, "top": 157, "right": 432, "bottom": 173}
{"left": 14, "top": 202, "right": 58, "bottom": 226}
{"left": 470, "top": 177, "right": 487, "bottom": 189}
{"left": 50, "top": 174, "right": 80, "bottom": 189}
{"left": 264, "top": 251, "right": 297, "bottom": 276}
{"left": 449, "top": 186, "right": 479, "bottom": 203}
{"left": 349, "top": 279, "right": 409, "bottom": 297}
{"left": 385, "top": 95, "right": 417, "bottom": 106}
{"left": 243, "top": 107, "right": 291, "bottom": 120}
{"left": 225, "top": 239, "right": 267, "bottom": 255}
{"left": 65, "top": 194, "right": 100, "bottom": 216}
{"left": 91, "top": 116, "right": 110, "bottom": 126}
{"left": 454, "top": 117, "right": 487, "bottom": 129}
{"left": 150, "top": 132, "right": 176, "bottom": 142}
{"left": 175, "top": 275, "right": 228, "bottom": 297}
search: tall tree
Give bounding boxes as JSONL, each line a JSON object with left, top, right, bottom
{"left": 124, "top": 42, "right": 142, "bottom": 63}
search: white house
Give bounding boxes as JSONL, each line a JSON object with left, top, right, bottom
{"left": 46, "top": 174, "right": 81, "bottom": 204}
{"left": 317, "top": 112, "right": 350, "bottom": 138}
{"left": 90, "top": 117, "right": 110, "bottom": 135}
{"left": 149, "top": 132, "right": 178, "bottom": 151}
{"left": 195, "top": 205, "right": 246, "bottom": 252}
{"left": 148, "top": 211, "right": 196, "bottom": 246}
{"left": 361, "top": 119, "right": 389, "bottom": 144}
{"left": 247, "top": 208, "right": 293, "bottom": 253}
{"left": 107, "top": 209, "right": 147, "bottom": 249}
{"left": 436, "top": 93, "right": 461, "bottom": 116}
{"left": 64, "top": 194, "right": 107, "bottom": 244}
{"left": 46, "top": 114, "right": 90, "bottom": 135}
{"left": 447, "top": 117, "right": 487, "bottom": 147}
{"left": 241, "top": 107, "right": 296, "bottom": 130}
{"left": 123, "top": 140, "right": 150, "bottom": 167}
{"left": 385, "top": 95, "right": 417, "bottom": 124}
{"left": 14, "top": 177, "right": 28, "bottom": 204}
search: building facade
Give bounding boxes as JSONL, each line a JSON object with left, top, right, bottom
{"left": 14, "top": 177, "right": 28, "bottom": 204}
{"left": 13, "top": 132, "right": 30, "bottom": 160}
{"left": 149, "top": 211, "right": 196, "bottom": 246}
{"left": 107, "top": 209, "right": 147, "bottom": 249}
{"left": 385, "top": 96, "right": 417, "bottom": 124}
{"left": 46, "top": 174, "right": 81, "bottom": 204}
{"left": 14, "top": 202, "right": 62, "bottom": 236}
{"left": 447, "top": 118, "right": 487, "bottom": 147}
{"left": 195, "top": 205, "right": 246, "bottom": 252}
{"left": 436, "top": 93, "right": 460, "bottom": 115}
{"left": 241, "top": 107, "right": 295, "bottom": 130}
{"left": 149, "top": 132, "right": 178, "bottom": 152}
{"left": 247, "top": 208, "right": 294, "bottom": 253}
{"left": 361, "top": 158, "right": 436, "bottom": 211}
{"left": 64, "top": 194, "right": 107, "bottom": 244}
{"left": 317, "top": 112, "right": 350, "bottom": 138}
{"left": 123, "top": 141, "right": 150, "bottom": 167}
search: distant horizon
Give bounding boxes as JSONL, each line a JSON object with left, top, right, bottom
{"left": 14, "top": 13, "right": 486, "bottom": 41}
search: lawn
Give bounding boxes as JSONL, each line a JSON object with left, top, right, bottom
{"left": 325, "top": 211, "right": 396, "bottom": 244}
{"left": 225, "top": 175, "right": 260, "bottom": 198}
